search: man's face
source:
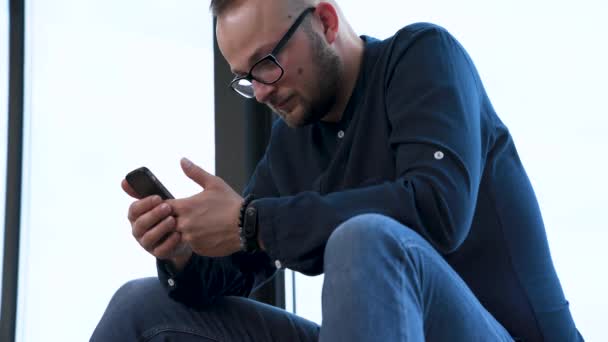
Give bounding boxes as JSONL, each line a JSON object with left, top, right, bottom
{"left": 216, "top": 1, "right": 342, "bottom": 127}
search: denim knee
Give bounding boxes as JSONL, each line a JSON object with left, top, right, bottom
{"left": 114, "top": 277, "right": 158, "bottom": 302}
{"left": 103, "top": 278, "right": 164, "bottom": 320}
{"left": 91, "top": 278, "right": 164, "bottom": 341}
{"left": 324, "top": 214, "right": 426, "bottom": 270}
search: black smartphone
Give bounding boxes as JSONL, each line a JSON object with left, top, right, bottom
{"left": 125, "top": 167, "right": 174, "bottom": 200}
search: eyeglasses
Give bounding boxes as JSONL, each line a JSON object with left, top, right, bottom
{"left": 229, "top": 7, "right": 316, "bottom": 99}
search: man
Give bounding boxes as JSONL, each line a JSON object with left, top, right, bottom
{"left": 92, "top": 0, "right": 583, "bottom": 341}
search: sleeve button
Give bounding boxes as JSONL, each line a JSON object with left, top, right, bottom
{"left": 274, "top": 260, "right": 283, "bottom": 269}
{"left": 434, "top": 151, "right": 444, "bottom": 160}
{"left": 168, "top": 278, "right": 176, "bottom": 287}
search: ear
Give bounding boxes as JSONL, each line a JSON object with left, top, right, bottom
{"left": 314, "top": 2, "right": 339, "bottom": 44}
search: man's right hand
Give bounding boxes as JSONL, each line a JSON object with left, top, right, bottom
{"left": 122, "top": 179, "right": 193, "bottom": 272}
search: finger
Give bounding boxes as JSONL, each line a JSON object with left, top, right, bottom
{"left": 122, "top": 179, "right": 142, "bottom": 199}
{"left": 164, "top": 198, "right": 180, "bottom": 214}
{"left": 153, "top": 232, "right": 183, "bottom": 259}
{"left": 127, "top": 195, "right": 162, "bottom": 222}
{"left": 181, "top": 157, "right": 214, "bottom": 188}
{"left": 139, "top": 215, "right": 176, "bottom": 251}
{"left": 164, "top": 197, "right": 193, "bottom": 217}
{"left": 132, "top": 202, "right": 172, "bottom": 239}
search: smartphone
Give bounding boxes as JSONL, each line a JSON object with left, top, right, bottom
{"left": 125, "top": 167, "right": 174, "bottom": 200}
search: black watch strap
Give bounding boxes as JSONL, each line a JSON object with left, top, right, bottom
{"left": 239, "top": 195, "right": 260, "bottom": 252}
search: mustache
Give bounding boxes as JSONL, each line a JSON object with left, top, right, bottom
{"left": 268, "top": 94, "right": 293, "bottom": 108}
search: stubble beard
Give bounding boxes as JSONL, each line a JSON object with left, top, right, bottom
{"left": 290, "top": 30, "right": 342, "bottom": 127}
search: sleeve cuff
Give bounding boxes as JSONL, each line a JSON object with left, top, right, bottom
{"left": 254, "top": 198, "right": 285, "bottom": 269}
{"left": 156, "top": 255, "right": 196, "bottom": 293}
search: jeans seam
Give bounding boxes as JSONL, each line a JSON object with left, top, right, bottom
{"left": 398, "top": 238, "right": 514, "bottom": 341}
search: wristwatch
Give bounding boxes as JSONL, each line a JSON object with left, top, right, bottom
{"left": 239, "top": 195, "right": 260, "bottom": 253}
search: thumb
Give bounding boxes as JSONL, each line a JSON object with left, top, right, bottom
{"left": 180, "top": 157, "right": 214, "bottom": 188}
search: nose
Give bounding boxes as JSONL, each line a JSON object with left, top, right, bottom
{"left": 252, "top": 80, "right": 276, "bottom": 104}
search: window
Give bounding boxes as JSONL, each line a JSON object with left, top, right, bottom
{"left": 16, "top": 1, "right": 214, "bottom": 340}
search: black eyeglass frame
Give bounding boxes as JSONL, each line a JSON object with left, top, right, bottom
{"left": 229, "top": 7, "right": 316, "bottom": 98}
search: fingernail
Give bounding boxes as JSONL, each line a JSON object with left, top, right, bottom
{"left": 181, "top": 157, "right": 193, "bottom": 168}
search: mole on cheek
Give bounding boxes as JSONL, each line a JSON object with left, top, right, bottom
{"left": 298, "top": 67, "right": 304, "bottom": 75}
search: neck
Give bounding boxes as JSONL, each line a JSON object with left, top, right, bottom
{"left": 321, "top": 31, "right": 365, "bottom": 123}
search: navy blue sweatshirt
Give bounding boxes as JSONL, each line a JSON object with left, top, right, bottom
{"left": 158, "top": 23, "right": 581, "bottom": 341}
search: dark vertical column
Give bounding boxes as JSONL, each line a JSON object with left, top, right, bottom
{"left": 213, "top": 16, "right": 247, "bottom": 192}
{"left": 213, "top": 19, "right": 284, "bottom": 308}
{"left": 1, "top": 0, "right": 25, "bottom": 341}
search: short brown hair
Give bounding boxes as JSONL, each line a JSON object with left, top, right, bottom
{"left": 209, "top": 0, "right": 232, "bottom": 17}
{"left": 210, "top": 0, "right": 314, "bottom": 17}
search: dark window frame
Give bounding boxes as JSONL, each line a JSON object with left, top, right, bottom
{"left": 1, "top": 0, "right": 25, "bottom": 341}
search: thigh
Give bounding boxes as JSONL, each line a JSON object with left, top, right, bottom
{"left": 91, "top": 277, "right": 319, "bottom": 342}
{"left": 414, "top": 244, "right": 513, "bottom": 341}
{"left": 321, "top": 214, "right": 512, "bottom": 341}
{"left": 399, "top": 234, "right": 513, "bottom": 341}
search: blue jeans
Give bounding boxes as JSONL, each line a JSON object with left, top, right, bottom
{"left": 91, "top": 214, "right": 513, "bottom": 341}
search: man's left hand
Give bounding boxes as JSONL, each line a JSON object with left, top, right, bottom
{"left": 167, "top": 158, "right": 243, "bottom": 257}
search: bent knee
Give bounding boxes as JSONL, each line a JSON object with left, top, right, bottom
{"left": 92, "top": 278, "right": 166, "bottom": 340}
{"left": 327, "top": 214, "right": 421, "bottom": 247}
{"left": 106, "top": 277, "right": 165, "bottom": 313}
{"left": 324, "top": 214, "right": 429, "bottom": 265}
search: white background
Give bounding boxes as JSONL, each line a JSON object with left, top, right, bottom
{"left": 6, "top": 0, "right": 607, "bottom": 341}
{"left": 15, "top": 1, "right": 214, "bottom": 341}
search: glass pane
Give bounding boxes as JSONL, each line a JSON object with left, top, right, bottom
{"left": 0, "top": 0, "right": 9, "bottom": 311}
{"left": 290, "top": 1, "right": 608, "bottom": 339}
{"left": 292, "top": 271, "right": 323, "bottom": 324}
{"left": 16, "top": 1, "right": 214, "bottom": 341}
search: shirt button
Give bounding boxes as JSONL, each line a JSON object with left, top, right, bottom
{"left": 274, "top": 260, "right": 283, "bottom": 269}
{"left": 337, "top": 130, "right": 345, "bottom": 139}
{"left": 434, "top": 151, "right": 444, "bottom": 160}
{"left": 168, "top": 278, "right": 176, "bottom": 287}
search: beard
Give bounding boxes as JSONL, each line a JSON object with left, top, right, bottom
{"left": 290, "top": 30, "right": 342, "bottom": 127}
